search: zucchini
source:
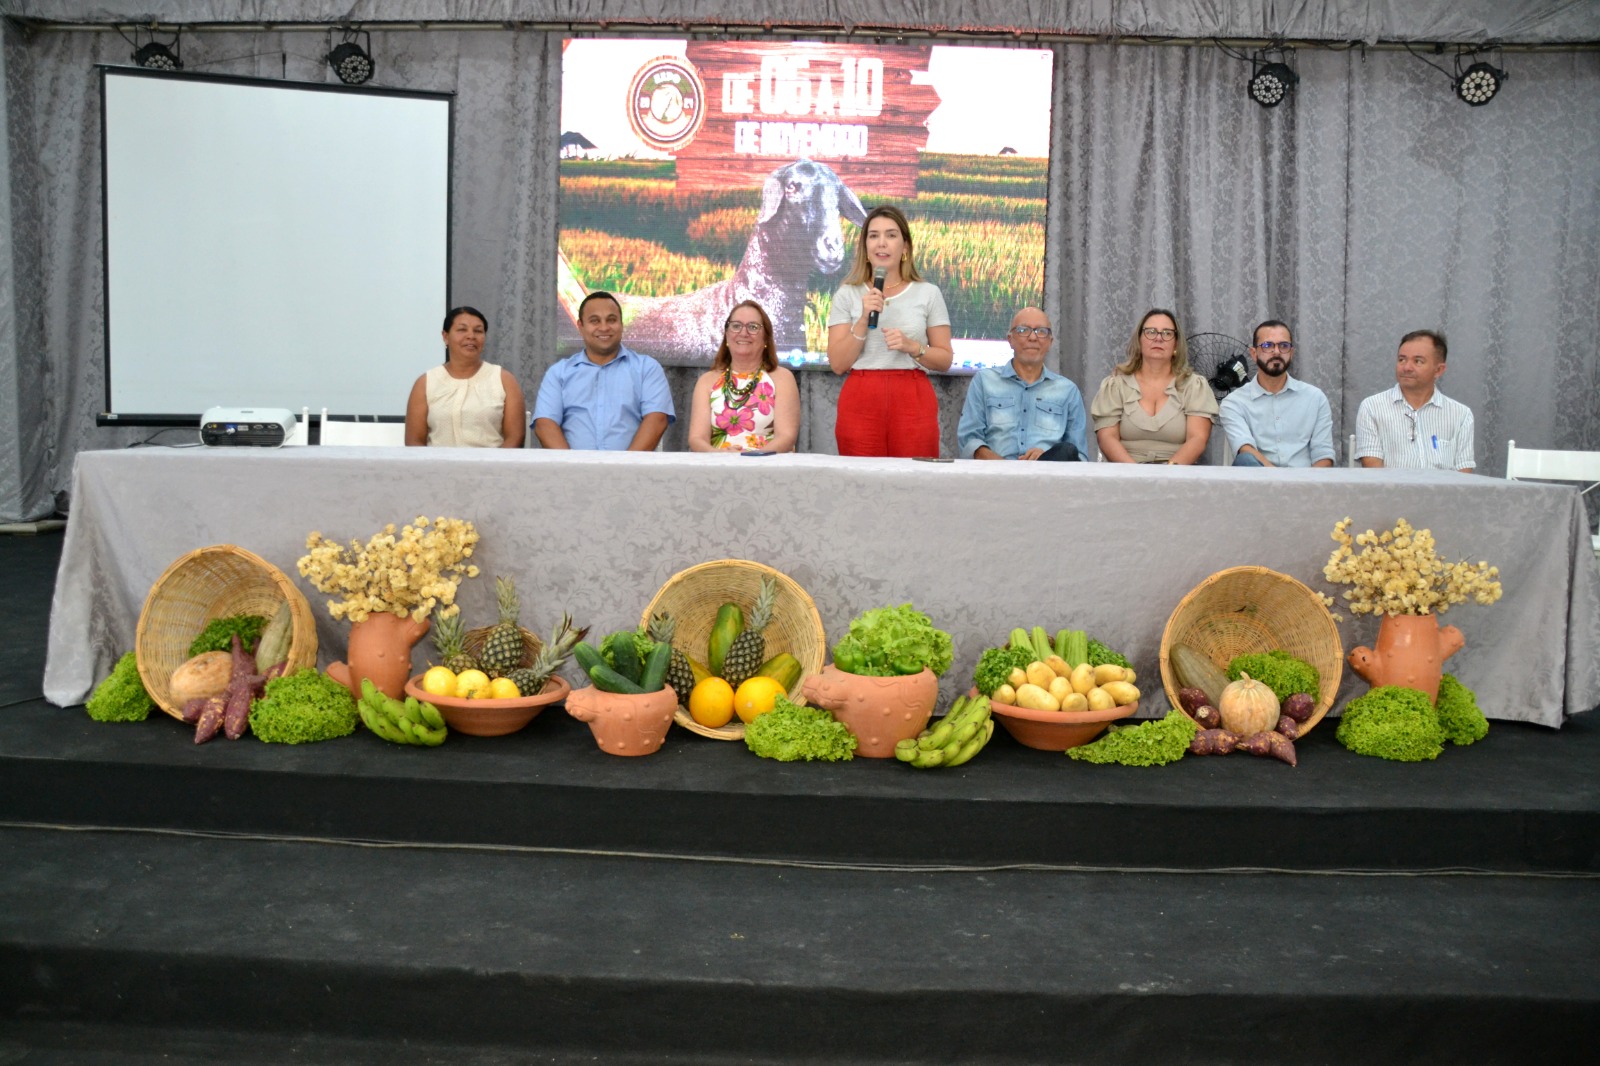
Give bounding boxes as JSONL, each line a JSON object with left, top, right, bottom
{"left": 608, "top": 630, "right": 644, "bottom": 684}
{"left": 706, "top": 603, "right": 744, "bottom": 677}
{"left": 588, "top": 662, "right": 647, "bottom": 694}
{"left": 755, "top": 652, "right": 803, "bottom": 694}
{"left": 639, "top": 641, "right": 672, "bottom": 693}
{"left": 1170, "top": 642, "right": 1230, "bottom": 708}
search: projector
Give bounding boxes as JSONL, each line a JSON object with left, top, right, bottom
{"left": 199, "top": 406, "right": 298, "bottom": 447}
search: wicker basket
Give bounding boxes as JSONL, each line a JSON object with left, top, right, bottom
{"left": 462, "top": 624, "right": 543, "bottom": 671}
{"left": 1159, "top": 565, "right": 1343, "bottom": 737}
{"left": 135, "top": 545, "right": 318, "bottom": 721}
{"left": 641, "top": 559, "right": 826, "bottom": 740}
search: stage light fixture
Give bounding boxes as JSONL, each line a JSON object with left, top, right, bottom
{"left": 1454, "top": 60, "right": 1506, "bottom": 106}
{"left": 132, "top": 40, "right": 180, "bottom": 70}
{"left": 1248, "top": 58, "right": 1298, "bottom": 108}
{"left": 327, "top": 28, "right": 374, "bottom": 85}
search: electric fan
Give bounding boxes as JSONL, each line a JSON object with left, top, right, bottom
{"left": 1186, "top": 332, "right": 1252, "bottom": 400}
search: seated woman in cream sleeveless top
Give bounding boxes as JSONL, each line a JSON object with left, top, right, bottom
{"left": 404, "top": 306, "right": 527, "bottom": 448}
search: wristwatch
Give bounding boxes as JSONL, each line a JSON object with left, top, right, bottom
{"left": 914, "top": 343, "right": 927, "bottom": 361}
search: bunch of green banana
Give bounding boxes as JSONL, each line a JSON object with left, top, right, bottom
{"left": 358, "top": 678, "right": 447, "bottom": 747}
{"left": 895, "top": 695, "right": 994, "bottom": 769}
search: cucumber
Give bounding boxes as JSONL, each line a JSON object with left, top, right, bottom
{"left": 1170, "top": 643, "right": 1230, "bottom": 708}
{"left": 639, "top": 641, "right": 672, "bottom": 693}
{"left": 1030, "top": 626, "right": 1053, "bottom": 661}
{"left": 608, "top": 630, "right": 644, "bottom": 683}
{"left": 707, "top": 604, "right": 744, "bottom": 677}
{"left": 588, "top": 662, "right": 647, "bottom": 694}
{"left": 573, "top": 641, "right": 607, "bottom": 678}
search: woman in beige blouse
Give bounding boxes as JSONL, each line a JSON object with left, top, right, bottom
{"left": 405, "top": 306, "right": 526, "bottom": 448}
{"left": 1090, "top": 309, "right": 1216, "bottom": 464}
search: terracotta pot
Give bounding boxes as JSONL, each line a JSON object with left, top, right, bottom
{"left": 565, "top": 685, "right": 679, "bottom": 756}
{"left": 326, "top": 612, "right": 430, "bottom": 702}
{"left": 404, "top": 673, "right": 571, "bottom": 738}
{"left": 801, "top": 665, "right": 938, "bottom": 758}
{"left": 1348, "top": 613, "right": 1464, "bottom": 704}
{"left": 985, "top": 696, "right": 1138, "bottom": 751}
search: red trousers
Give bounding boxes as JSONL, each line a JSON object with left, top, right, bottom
{"left": 835, "top": 369, "right": 940, "bottom": 457}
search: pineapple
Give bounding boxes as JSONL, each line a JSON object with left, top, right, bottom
{"left": 721, "top": 577, "right": 776, "bottom": 688}
{"left": 431, "top": 607, "right": 480, "bottom": 675}
{"left": 481, "top": 576, "right": 525, "bottom": 677}
{"left": 507, "top": 614, "right": 588, "bottom": 696}
{"left": 648, "top": 611, "right": 698, "bottom": 706}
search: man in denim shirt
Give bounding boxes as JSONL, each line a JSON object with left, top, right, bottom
{"left": 957, "top": 307, "right": 1087, "bottom": 461}
{"left": 1218, "top": 320, "right": 1335, "bottom": 468}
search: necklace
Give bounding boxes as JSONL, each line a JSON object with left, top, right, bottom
{"left": 719, "top": 369, "right": 762, "bottom": 411}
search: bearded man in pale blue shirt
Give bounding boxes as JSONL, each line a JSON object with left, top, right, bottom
{"left": 957, "top": 308, "right": 1087, "bottom": 461}
{"left": 1218, "top": 320, "right": 1335, "bottom": 468}
{"left": 533, "top": 291, "right": 675, "bottom": 451}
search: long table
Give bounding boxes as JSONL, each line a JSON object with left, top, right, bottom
{"left": 43, "top": 447, "right": 1600, "bottom": 727}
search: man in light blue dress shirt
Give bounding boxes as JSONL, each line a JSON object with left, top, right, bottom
{"left": 1218, "top": 320, "right": 1335, "bottom": 468}
{"left": 957, "top": 307, "right": 1088, "bottom": 461}
{"left": 533, "top": 291, "right": 675, "bottom": 451}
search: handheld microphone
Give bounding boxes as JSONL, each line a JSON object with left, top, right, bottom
{"left": 867, "top": 267, "right": 886, "bottom": 329}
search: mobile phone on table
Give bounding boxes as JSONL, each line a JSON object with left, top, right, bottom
{"left": 912, "top": 456, "right": 953, "bottom": 463}
{"left": 740, "top": 450, "right": 776, "bottom": 457}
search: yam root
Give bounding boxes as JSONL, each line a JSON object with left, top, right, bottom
{"left": 1280, "top": 693, "right": 1315, "bottom": 723}
{"left": 219, "top": 635, "right": 268, "bottom": 741}
{"left": 1177, "top": 688, "right": 1213, "bottom": 716}
{"left": 193, "top": 698, "right": 226, "bottom": 743}
{"left": 180, "top": 697, "right": 211, "bottom": 724}
{"left": 1275, "top": 714, "right": 1300, "bottom": 740}
{"left": 1189, "top": 728, "right": 1240, "bottom": 755}
{"left": 1188, "top": 704, "right": 1222, "bottom": 731}
{"left": 1238, "top": 730, "right": 1298, "bottom": 767}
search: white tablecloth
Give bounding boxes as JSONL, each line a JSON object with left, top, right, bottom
{"left": 44, "top": 447, "right": 1600, "bottom": 726}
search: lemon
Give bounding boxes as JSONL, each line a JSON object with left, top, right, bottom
{"left": 454, "top": 669, "right": 490, "bottom": 699}
{"left": 733, "top": 676, "right": 787, "bottom": 724}
{"left": 421, "top": 666, "right": 457, "bottom": 697}
{"left": 487, "top": 677, "right": 520, "bottom": 700}
{"left": 688, "top": 676, "right": 735, "bottom": 728}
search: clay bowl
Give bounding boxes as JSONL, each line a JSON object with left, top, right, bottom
{"left": 985, "top": 695, "right": 1138, "bottom": 751}
{"left": 403, "top": 673, "right": 571, "bottom": 737}
{"left": 565, "top": 685, "right": 679, "bottom": 756}
{"left": 801, "top": 665, "right": 939, "bottom": 758}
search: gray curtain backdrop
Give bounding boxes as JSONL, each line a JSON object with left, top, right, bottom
{"left": 1, "top": 9, "right": 1598, "bottom": 520}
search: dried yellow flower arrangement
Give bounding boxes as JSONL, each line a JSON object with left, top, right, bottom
{"left": 297, "top": 516, "right": 480, "bottom": 623}
{"left": 1323, "top": 517, "right": 1502, "bottom": 617}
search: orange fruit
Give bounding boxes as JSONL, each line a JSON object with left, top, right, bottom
{"left": 688, "top": 677, "right": 735, "bottom": 728}
{"left": 733, "top": 676, "right": 787, "bottom": 724}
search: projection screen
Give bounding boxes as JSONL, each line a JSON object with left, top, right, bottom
{"left": 100, "top": 67, "right": 452, "bottom": 424}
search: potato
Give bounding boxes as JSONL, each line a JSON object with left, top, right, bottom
{"left": 1085, "top": 686, "right": 1116, "bottom": 711}
{"left": 1014, "top": 683, "right": 1060, "bottom": 712}
{"left": 1059, "top": 692, "right": 1089, "bottom": 713}
{"left": 170, "top": 651, "right": 233, "bottom": 703}
{"left": 1008, "top": 667, "right": 1028, "bottom": 689}
{"left": 1070, "top": 663, "right": 1096, "bottom": 695}
{"left": 1100, "top": 681, "right": 1140, "bottom": 706}
{"left": 994, "top": 683, "right": 1017, "bottom": 705}
{"left": 1025, "top": 661, "right": 1057, "bottom": 690}
{"left": 1044, "top": 655, "right": 1073, "bottom": 678}
{"left": 1047, "top": 675, "right": 1073, "bottom": 705}
{"left": 1124, "top": 668, "right": 1137, "bottom": 684}
{"left": 1092, "top": 663, "right": 1127, "bottom": 685}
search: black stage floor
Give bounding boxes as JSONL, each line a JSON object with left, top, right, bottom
{"left": 3, "top": 530, "right": 1598, "bottom": 1063}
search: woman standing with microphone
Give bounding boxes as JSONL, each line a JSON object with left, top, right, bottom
{"left": 826, "top": 205, "right": 952, "bottom": 457}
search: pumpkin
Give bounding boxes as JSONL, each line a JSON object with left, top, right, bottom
{"left": 1218, "top": 671, "right": 1280, "bottom": 736}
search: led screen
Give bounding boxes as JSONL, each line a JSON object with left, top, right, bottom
{"left": 558, "top": 39, "right": 1053, "bottom": 370}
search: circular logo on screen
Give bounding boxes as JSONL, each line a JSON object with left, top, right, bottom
{"left": 626, "top": 57, "right": 706, "bottom": 152}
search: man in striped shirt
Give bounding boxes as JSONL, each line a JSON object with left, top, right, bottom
{"left": 1354, "top": 330, "right": 1475, "bottom": 473}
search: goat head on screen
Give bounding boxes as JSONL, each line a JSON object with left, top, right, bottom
{"left": 616, "top": 159, "right": 867, "bottom": 362}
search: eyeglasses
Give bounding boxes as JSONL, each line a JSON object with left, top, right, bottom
{"left": 1404, "top": 410, "right": 1418, "bottom": 443}
{"left": 1254, "top": 341, "right": 1296, "bottom": 353}
{"left": 1141, "top": 328, "right": 1177, "bottom": 340}
{"left": 725, "top": 321, "right": 763, "bottom": 334}
{"left": 1009, "top": 326, "right": 1053, "bottom": 338}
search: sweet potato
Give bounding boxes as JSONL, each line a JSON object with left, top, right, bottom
{"left": 1189, "top": 728, "right": 1240, "bottom": 755}
{"left": 1238, "top": 730, "right": 1297, "bottom": 767}
{"left": 194, "top": 698, "right": 225, "bottom": 743}
{"left": 1281, "top": 693, "right": 1315, "bottom": 723}
{"left": 1189, "top": 704, "right": 1222, "bottom": 731}
{"left": 1275, "top": 714, "right": 1300, "bottom": 740}
{"left": 1177, "top": 687, "right": 1213, "bottom": 715}
{"left": 180, "top": 697, "right": 210, "bottom": 724}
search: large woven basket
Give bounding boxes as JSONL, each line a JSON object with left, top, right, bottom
{"left": 641, "top": 559, "right": 826, "bottom": 740}
{"left": 1159, "top": 565, "right": 1342, "bottom": 737}
{"left": 136, "top": 545, "right": 318, "bottom": 721}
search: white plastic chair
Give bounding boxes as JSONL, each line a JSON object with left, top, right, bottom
{"left": 1505, "top": 439, "right": 1600, "bottom": 568}
{"left": 318, "top": 408, "right": 407, "bottom": 446}
{"left": 1347, "top": 433, "right": 1358, "bottom": 468}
